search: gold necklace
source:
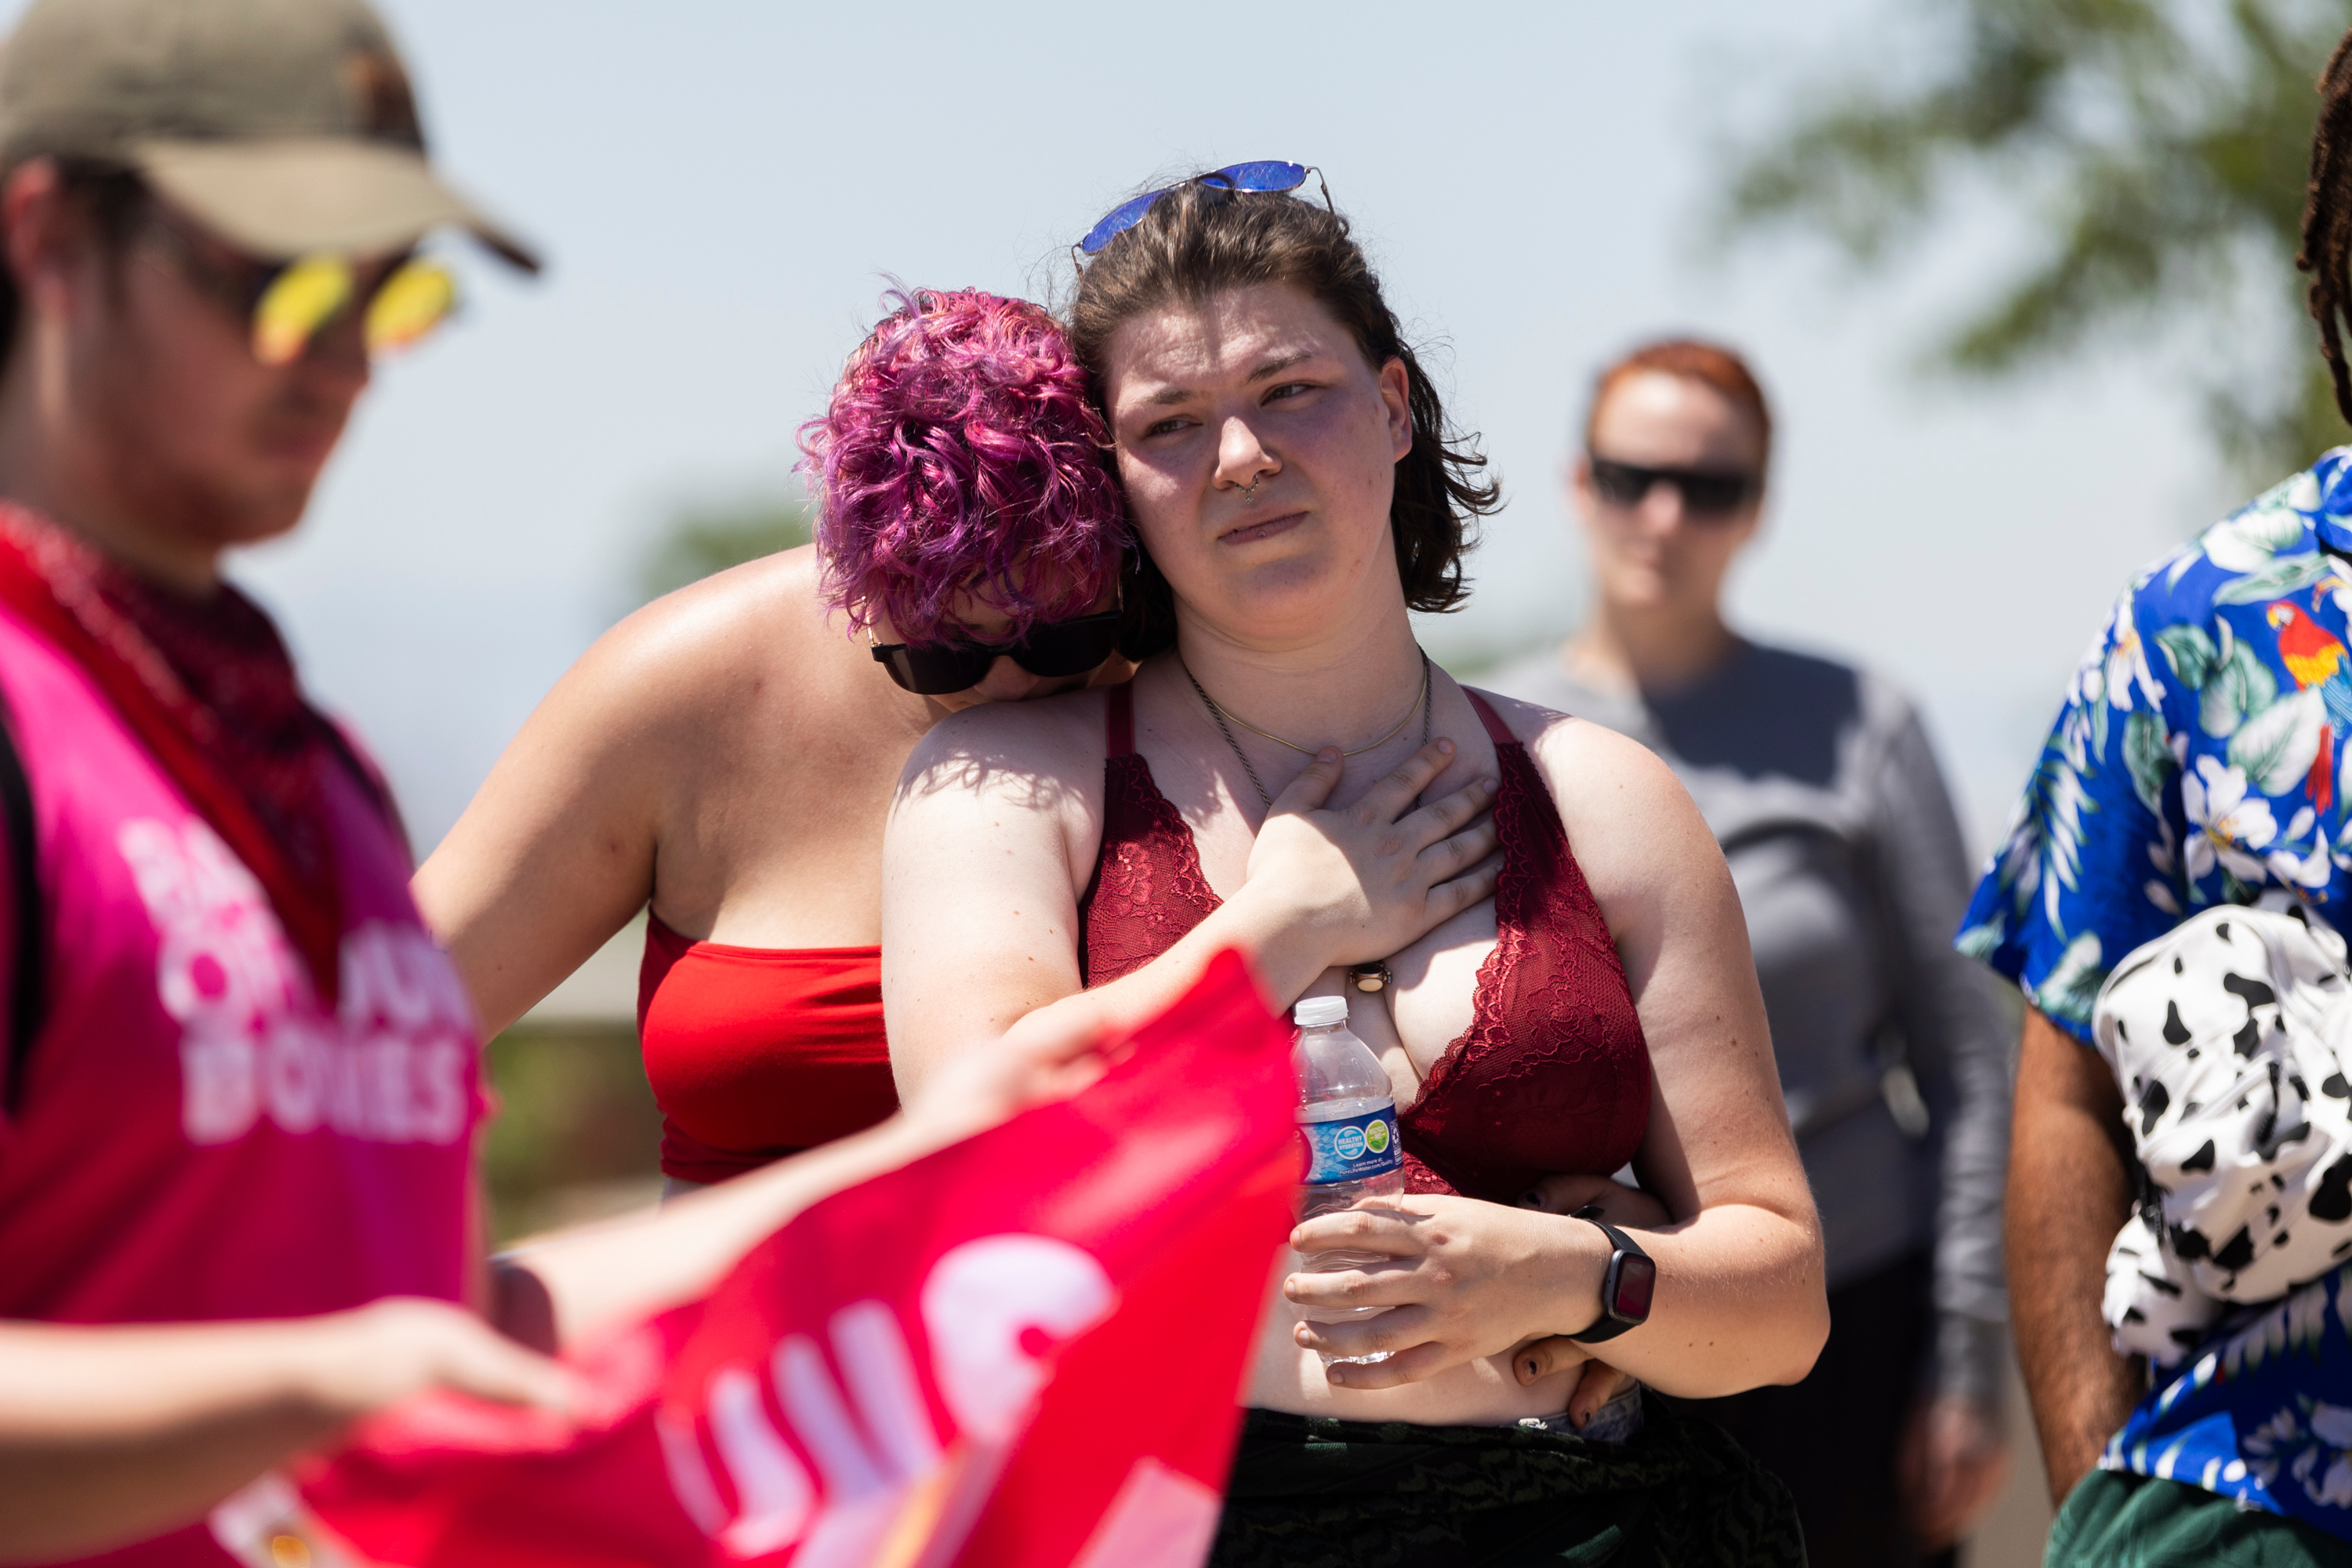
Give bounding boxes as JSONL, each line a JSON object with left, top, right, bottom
{"left": 1183, "top": 649, "right": 1432, "bottom": 808}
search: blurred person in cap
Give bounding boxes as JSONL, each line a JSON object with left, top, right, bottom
{"left": 1487, "top": 339, "right": 2013, "bottom": 1566}
{"left": 0, "top": 2, "right": 1116, "bottom": 1563}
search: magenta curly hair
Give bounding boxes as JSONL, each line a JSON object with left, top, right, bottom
{"left": 798, "top": 286, "right": 1129, "bottom": 644}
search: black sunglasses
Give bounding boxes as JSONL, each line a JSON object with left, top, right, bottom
{"left": 1588, "top": 456, "right": 1761, "bottom": 520}
{"left": 871, "top": 606, "right": 1124, "bottom": 695}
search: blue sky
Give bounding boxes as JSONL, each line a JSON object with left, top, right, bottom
{"left": 13, "top": 0, "right": 2237, "bottom": 850}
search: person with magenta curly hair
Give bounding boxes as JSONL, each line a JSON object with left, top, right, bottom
{"left": 416, "top": 286, "right": 1138, "bottom": 1190}
{"left": 806, "top": 289, "right": 1128, "bottom": 662}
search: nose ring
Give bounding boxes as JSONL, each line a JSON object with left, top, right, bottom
{"left": 1240, "top": 474, "right": 1263, "bottom": 499}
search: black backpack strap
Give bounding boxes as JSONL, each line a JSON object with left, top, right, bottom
{"left": 0, "top": 704, "right": 42, "bottom": 1117}
{"left": 313, "top": 711, "right": 410, "bottom": 866}
{"left": 0, "top": 707, "right": 397, "bottom": 1117}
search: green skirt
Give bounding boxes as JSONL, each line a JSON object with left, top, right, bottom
{"left": 1210, "top": 1395, "right": 1804, "bottom": 1567}
{"left": 2046, "top": 1470, "right": 2352, "bottom": 1567}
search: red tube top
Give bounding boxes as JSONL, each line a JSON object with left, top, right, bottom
{"left": 1078, "top": 684, "right": 1652, "bottom": 1203}
{"left": 637, "top": 916, "right": 898, "bottom": 1184}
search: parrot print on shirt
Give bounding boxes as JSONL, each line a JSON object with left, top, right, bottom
{"left": 2267, "top": 597, "right": 2352, "bottom": 813}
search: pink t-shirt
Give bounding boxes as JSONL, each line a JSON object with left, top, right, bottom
{"left": 0, "top": 604, "right": 484, "bottom": 1566}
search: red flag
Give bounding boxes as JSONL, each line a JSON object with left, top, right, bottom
{"left": 260, "top": 949, "right": 1294, "bottom": 1568}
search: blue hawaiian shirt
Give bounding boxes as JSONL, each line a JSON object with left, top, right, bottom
{"left": 1960, "top": 448, "right": 2352, "bottom": 1533}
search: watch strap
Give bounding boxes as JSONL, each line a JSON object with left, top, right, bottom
{"left": 1566, "top": 1203, "right": 1652, "bottom": 1344}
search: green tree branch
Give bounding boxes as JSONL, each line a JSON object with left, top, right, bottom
{"left": 1721, "top": 0, "right": 2351, "bottom": 477}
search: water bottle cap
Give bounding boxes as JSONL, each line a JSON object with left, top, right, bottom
{"left": 1293, "top": 995, "right": 1350, "bottom": 1028}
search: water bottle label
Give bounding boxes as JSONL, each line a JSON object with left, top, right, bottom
{"left": 1299, "top": 1107, "right": 1402, "bottom": 1185}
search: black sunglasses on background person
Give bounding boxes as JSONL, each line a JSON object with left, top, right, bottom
{"left": 1587, "top": 456, "right": 1762, "bottom": 520}
{"left": 870, "top": 604, "right": 1125, "bottom": 695}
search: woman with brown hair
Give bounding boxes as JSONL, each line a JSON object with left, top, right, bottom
{"left": 1490, "top": 339, "right": 2014, "bottom": 1566}
{"left": 881, "top": 165, "right": 1827, "bottom": 1563}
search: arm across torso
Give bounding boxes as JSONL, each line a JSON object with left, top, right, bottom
{"left": 884, "top": 672, "right": 1828, "bottom": 1416}
{"left": 884, "top": 667, "right": 1504, "bottom": 1098}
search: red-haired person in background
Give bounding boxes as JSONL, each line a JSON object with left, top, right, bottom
{"left": 0, "top": 2, "right": 1121, "bottom": 1562}
{"left": 1489, "top": 339, "right": 2013, "bottom": 1566}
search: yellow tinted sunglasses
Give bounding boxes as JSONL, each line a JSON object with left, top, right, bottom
{"left": 141, "top": 206, "right": 459, "bottom": 366}
{"left": 250, "top": 252, "right": 457, "bottom": 365}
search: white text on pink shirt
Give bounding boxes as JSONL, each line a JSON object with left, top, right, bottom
{"left": 114, "top": 817, "right": 474, "bottom": 1148}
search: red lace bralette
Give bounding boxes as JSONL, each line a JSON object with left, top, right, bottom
{"left": 1077, "top": 683, "right": 1652, "bottom": 1202}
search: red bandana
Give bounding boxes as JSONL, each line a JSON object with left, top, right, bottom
{"left": 0, "top": 503, "right": 347, "bottom": 1002}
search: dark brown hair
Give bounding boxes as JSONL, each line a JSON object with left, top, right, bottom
{"left": 1584, "top": 337, "right": 1773, "bottom": 472}
{"left": 1067, "top": 176, "right": 1500, "bottom": 641}
{"left": 2306, "top": 32, "right": 2352, "bottom": 425}
{"left": 0, "top": 156, "right": 146, "bottom": 365}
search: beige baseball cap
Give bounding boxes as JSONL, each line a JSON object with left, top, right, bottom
{"left": 0, "top": 0, "right": 539, "bottom": 271}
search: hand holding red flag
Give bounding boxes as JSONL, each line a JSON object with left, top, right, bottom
{"left": 238, "top": 950, "right": 1294, "bottom": 1568}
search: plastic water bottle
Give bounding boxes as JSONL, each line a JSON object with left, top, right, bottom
{"left": 1291, "top": 994, "right": 1404, "bottom": 1364}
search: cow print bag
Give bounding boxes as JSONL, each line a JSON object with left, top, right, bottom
{"left": 2093, "top": 905, "right": 2352, "bottom": 1365}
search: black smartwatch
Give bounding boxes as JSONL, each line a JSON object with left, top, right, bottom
{"left": 1566, "top": 1203, "right": 1657, "bottom": 1343}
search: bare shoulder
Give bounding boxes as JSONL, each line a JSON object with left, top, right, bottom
{"left": 890, "top": 685, "right": 1117, "bottom": 907}
{"left": 557, "top": 546, "right": 834, "bottom": 730}
{"left": 1467, "top": 688, "right": 1684, "bottom": 818}
{"left": 1464, "top": 686, "right": 1721, "bottom": 911}
{"left": 901, "top": 684, "right": 1109, "bottom": 807}
{"left": 420, "top": 546, "right": 831, "bottom": 920}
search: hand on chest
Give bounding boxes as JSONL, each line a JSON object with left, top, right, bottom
{"left": 1178, "top": 754, "right": 1502, "bottom": 1102}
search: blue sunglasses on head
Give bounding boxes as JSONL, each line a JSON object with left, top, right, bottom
{"left": 1073, "top": 162, "right": 1332, "bottom": 267}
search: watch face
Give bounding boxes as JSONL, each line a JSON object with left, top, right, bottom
{"left": 1611, "top": 1253, "right": 1658, "bottom": 1322}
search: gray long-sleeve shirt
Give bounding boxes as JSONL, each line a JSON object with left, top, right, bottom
{"left": 1486, "top": 639, "right": 2013, "bottom": 1404}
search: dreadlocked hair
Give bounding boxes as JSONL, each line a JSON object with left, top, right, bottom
{"left": 2300, "top": 27, "right": 2352, "bottom": 425}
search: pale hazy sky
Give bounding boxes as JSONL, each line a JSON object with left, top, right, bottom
{"left": 15, "top": 0, "right": 2241, "bottom": 851}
